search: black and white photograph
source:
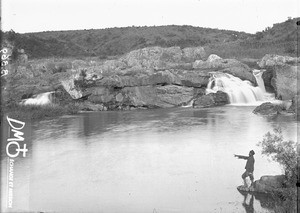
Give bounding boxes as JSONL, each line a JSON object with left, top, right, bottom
{"left": 0, "top": 0, "right": 299, "bottom": 212}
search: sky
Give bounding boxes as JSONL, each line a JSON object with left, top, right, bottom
{"left": 1, "top": 0, "right": 299, "bottom": 34}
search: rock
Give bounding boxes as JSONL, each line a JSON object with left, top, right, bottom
{"left": 237, "top": 175, "right": 287, "bottom": 195}
{"left": 155, "top": 85, "right": 194, "bottom": 107}
{"left": 192, "top": 55, "right": 255, "bottom": 83}
{"left": 182, "top": 47, "right": 206, "bottom": 62}
{"left": 88, "top": 88, "right": 115, "bottom": 104}
{"left": 102, "top": 60, "right": 127, "bottom": 72}
{"left": 259, "top": 54, "right": 299, "bottom": 100}
{"left": 116, "top": 93, "right": 124, "bottom": 102}
{"left": 253, "top": 175, "right": 286, "bottom": 194}
{"left": 237, "top": 185, "right": 255, "bottom": 192}
{"left": 176, "top": 70, "right": 210, "bottom": 88}
{"left": 272, "top": 65, "right": 298, "bottom": 100}
{"left": 261, "top": 69, "right": 274, "bottom": 92}
{"left": 122, "top": 85, "right": 194, "bottom": 108}
{"left": 120, "top": 46, "right": 206, "bottom": 70}
{"left": 253, "top": 102, "right": 283, "bottom": 116}
{"left": 218, "top": 66, "right": 256, "bottom": 83}
{"left": 258, "top": 54, "right": 299, "bottom": 67}
{"left": 193, "top": 91, "right": 229, "bottom": 108}
{"left": 207, "top": 54, "right": 222, "bottom": 62}
{"left": 148, "top": 70, "right": 181, "bottom": 85}
{"left": 61, "top": 79, "right": 83, "bottom": 99}
{"left": 121, "top": 46, "right": 181, "bottom": 69}
{"left": 77, "top": 101, "right": 104, "bottom": 111}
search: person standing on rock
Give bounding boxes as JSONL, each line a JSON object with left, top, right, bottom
{"left": 234, "top": 150, "right": 255, "bottom": 188}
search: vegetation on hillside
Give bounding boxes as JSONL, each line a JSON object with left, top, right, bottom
{"left": 1, "top": 17, "right": 298, "bottom": 60}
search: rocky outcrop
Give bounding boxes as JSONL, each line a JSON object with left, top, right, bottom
{"left": 259, "top": 54, "right": 299, "bottom": 100}
{"left": 253, "top": 102, "right": 283, "bottom": 116}
{"left": 175, "top": 70, "right": 210, "bottom": 88}
{"left": 271, "top": 65, "right": 298, "bottom": 100}
{"left": 120, "top": 46, "right": 207, "bottom": 70}
{"left": 61, "top": 79, "right": 83, "bottom": 99}
{"left": 193, "top": 91, "right": 229, "bottom": 108}
{"left": 7, "top": 46, "right": 265, "bottom": 111}
{"left": 193, "top": 56, "right": 256, "bottom": 83}
{"left": 87, "top": 85, "right": 195, "bottom": 109}
{"left": 258, "top": 54, "right": 298, "bottom": 67}
{"left": 237, "top": 175, "right": 287, "bottom": 194}
{"left": 182, "top": 47, "right": 206, "bottom": 62}
{"left": 253, "top": 175, "right": 286, "bottom": 194}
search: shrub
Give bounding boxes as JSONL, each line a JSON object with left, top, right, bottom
{"left": 258, "top": 127, "right": 297, "bottom": 212}
{"left": 258, "top": 127, "right": 297, "bottom": 184}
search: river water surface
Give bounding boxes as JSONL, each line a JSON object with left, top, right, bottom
{"left": 1, "top": 106, "right": 298, "bottom": 213}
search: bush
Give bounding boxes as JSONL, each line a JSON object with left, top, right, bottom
{"left": 258, "top": 128, "right": 297, "bottom": 184}
{"left": 258, "top": 127, "right": 297, "bottom": 212}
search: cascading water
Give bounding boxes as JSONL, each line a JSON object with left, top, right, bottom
{"left": 21, "top": 91, "right": 55, "bottom": 105}
{"left": 253, "top": 69, "right": 266, "bottom": 93}
{"left": 206, "top": 72, "right": 271, "bottom": 105}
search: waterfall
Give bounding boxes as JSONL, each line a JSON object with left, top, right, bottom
{"left": 206, "top": 72, "right": 267, "bottom": 105}
{"left": 21, "top": 92, "right": 55, "bottom": 106}
{"left": 253, "top": 69, "right": 266, "bottom": 93}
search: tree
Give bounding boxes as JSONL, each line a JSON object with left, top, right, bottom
{"left": 258, "top": 128, "right": 298, "bottom": 212}
{"left": 258, "top": 127, "right": 297, "bottom": 186}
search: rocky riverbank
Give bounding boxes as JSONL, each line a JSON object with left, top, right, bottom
{"left": 2, "top": 46, "right": 299, "bottom": 117}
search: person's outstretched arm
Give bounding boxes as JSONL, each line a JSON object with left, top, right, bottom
{"left": 234, "top": 154, "right": 248, "bottom": 160}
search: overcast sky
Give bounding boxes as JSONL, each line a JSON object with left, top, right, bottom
{"left": 1, "top": 0, "right": 299, "bottom": 34}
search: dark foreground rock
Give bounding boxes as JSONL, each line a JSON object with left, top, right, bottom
{"left": 254, "top": 175, "right": 286, "bottom": 194}
{"left": 253, "top": 102, "right": 283, "bottom": 116}
{"left": 193, "top": 91, "right": 229, "bottom": 108}
{"left": 237, "top": 175, "right": 287, "bottom": 194}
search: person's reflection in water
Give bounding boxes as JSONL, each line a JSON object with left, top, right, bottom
{"left": 242, "top": 193, "right": 254, "bottom": 213}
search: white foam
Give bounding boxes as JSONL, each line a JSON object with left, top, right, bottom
{"left": 206, "top": 72, "right": 274, "bottom": 105}
{"left": 22, "top": 92, "right": 55, "bottom": 106}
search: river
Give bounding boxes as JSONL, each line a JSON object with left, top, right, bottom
{"left": 1, "top": 106, "right": 298, "bottom": 213}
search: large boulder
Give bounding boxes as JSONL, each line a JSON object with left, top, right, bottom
{"left": 174, "top": 70, "right": 210, "bottom": 88}
{"left": 121, "top": 46, "right": 183, "bottom": 70}
{"left": 271, "top": 65, "right": 298, "bottom": 100}
{"left": 123, "top": 85, "right": 195, "bottom": 108}
{"left": 193, "top": 54, "right": 256, "bottom": 83}
{"left": 193, "top": 91, "right": 229, "bottom": 108}
{"left": 253, "top": 175, "right": 286, "bottom": 194}
{"left": 253, "top": 102, "right": 283, "bottom": 116}
{"left": 182, "top": 47, "right": 206, "bottom": 62}
{"left": 259, "top": 54, "right": 299, "bottom": 100}
{"left": 120, "top": 46, "right": 207, "bottom": 70}
{"left": 87, "top": 85, "right": 196, "bottom": 109}
{"left": 61, "top": 79, "right": 83, "bottom": 99}
{"left": 258, "top": 54, "right": 298, "bottom": 67}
